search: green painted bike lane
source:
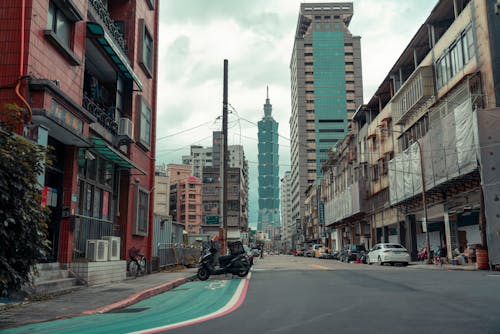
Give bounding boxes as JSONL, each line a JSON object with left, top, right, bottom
{"left": 1, "top": 279, "right": 243, "bottom": 334}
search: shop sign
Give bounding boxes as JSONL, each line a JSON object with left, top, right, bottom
{"left": 50, "top": 99, "right": 83, "bottom": 134}
{"left": 206, "top": 215, "right": 219, "bottom": 225}
{"left": 319, "top": 201, "right": 325, "bottom": 225}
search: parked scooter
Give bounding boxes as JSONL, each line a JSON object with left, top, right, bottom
{"left": 197, "top": 241, "right": 250, "bottom": 281}
{"left": 358, "top": 251, "right": 368, "bottom": 264}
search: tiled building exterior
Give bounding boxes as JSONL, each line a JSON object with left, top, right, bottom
{"left": 0, "top": 1, "right": 159, "bottom": 264}
{"left": 168, "top": 164, "right": 202, "bottom": 235}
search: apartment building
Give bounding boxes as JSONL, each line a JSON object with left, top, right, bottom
{"left": 181, "top": 145, "right": 213, "bottom": 179}
{"left": 167, "top": 164, "right": 202, "bottom": 235}
{"left": 0, "top": 1, "right": 158, "bottom": 269}
{"left": 322, "top": 0, "right": 500, "bottom": 267}
{"left": 201, "top": 132, "right": 249, "bottom": 240}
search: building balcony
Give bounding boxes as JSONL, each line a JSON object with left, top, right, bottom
{"left": 82, "top": 94, "right": 118, "bottom": 136}
{"left": 324, "top": 181, "right": 365, "bottom": 226}
{"left": 389, "top": 91, "right": 479, "bottom": 206}
{"left": 392, "top": 66, "right": 434, "bottom": 125}
{"left": 88, "top": 0, "right": 127, "bottom": 55}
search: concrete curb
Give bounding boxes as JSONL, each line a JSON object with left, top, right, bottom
{"left": 81, "top": 276, "right": 195, "bottom": 315}
{"left": 0, "top": 273, "right": 199, "bottom": 329}
{"left": 408, "top": 263, "right": 478, "bottom": 271}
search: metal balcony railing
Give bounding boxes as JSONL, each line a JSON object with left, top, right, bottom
{"left": 88, "top": 0, "right": 128, "bottom": 55}
{"left": 83, "top": 94, "right": 118, "bottom": 136}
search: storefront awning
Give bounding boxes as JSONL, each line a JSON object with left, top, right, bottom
{"left": 89, "top": 136, "right": 146, "bottom": 175}
{"left": 86, "top": 22, "right": 143, "bottom": 91}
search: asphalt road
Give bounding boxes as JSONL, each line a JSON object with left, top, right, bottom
{"left": 172, "top": 255, "right": 500, "bottom": 334}
{"left": 3, "top": 256, "right": 499, "bottom": 334}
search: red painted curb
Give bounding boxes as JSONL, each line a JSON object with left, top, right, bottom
{"left": 81, "top": 277, "right": 187, "bottom": 315}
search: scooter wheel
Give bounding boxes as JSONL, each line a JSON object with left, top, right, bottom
{"left": 236, "top": 269, "right": 249, "bottom": 277}
{"left": 197, "top": 267, "right": 210, "bottom": 281}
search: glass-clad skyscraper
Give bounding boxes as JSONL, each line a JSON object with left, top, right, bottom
{"left": 257, "top": 88, "right": 280, "bottom": 232}
{"left": 289, "top": 3, "right": 363, "bottom": 231}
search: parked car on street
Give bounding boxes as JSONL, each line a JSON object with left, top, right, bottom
{"left": 295, "top": 248, "right": 305, "bottom": 256}
{"left": 318, "top": 250, "right": 333, "bottom": 259}
{"left": 367, "top": 243, "right": 410, "bottom": 266}
{"left": 339, "top": 244, "right": 367, "bottom": 262}
{"left": 305, "top": 244, "right": 323, "bottom": 257}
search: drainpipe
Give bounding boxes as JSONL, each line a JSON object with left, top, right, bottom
{"left": 19, "top": 0, "right": 25, "bottom": 79}
{"left": 16, "top": 0, "right": 32, "bottom": 125}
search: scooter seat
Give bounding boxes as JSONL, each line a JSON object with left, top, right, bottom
{"left": 218, "top": 255, "right": 235, "bottom": 267}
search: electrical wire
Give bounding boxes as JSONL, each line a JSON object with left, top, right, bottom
{"left": 156, "top": 120, "right": 214, "bottom": 141}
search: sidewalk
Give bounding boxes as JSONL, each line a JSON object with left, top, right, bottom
{"left": 0, "top": 267, "right": 198, "bottom": 330}
{"left": 408, "top": 261, "right": 478, "bottom": 271}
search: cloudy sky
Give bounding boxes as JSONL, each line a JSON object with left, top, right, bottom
{"left": 155, "top": 0, "right": 438, "bottom": 228}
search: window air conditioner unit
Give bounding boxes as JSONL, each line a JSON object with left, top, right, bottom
{"left": 118, "top": 117, "right": 134, "bottom": 140}
{"left": 101, "top": 236, "right": 121, "bottom": 261}
{"left": 86, "top": 239, "right": 109, "bottom": 262}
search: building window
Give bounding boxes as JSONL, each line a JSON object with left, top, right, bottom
{"left": 137, "top": 96, "right": 152, "bottom": 149}
{"left": 76, "top": 151, "right": 116, "bottom": 222}
{"left": 48, "top": 1, "right": 72, "bottom": 47}
{"left": 139, "top": 19, "right": 154, "bottom": 78}
{"left": 45, "top": 0, "right": 81, "bottom": 65}
{"left": 134, "top": 187, "right": 149, "bottom": 235}
{"left": 373, "top": 164, "right": 380, "bottom": 181}
{"left": 435, "top": 25, "right": 475, "bottom": 88}
{"left": 145, "top": 0, "right": 155, "bottom": 10}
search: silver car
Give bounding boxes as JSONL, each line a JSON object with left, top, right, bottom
{"left": 367, "top": 243, "right": 410, "bottom": 266}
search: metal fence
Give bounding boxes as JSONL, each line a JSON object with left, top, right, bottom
{"left": 157, "top": 243, "right": 201, "bottom": 269}
{"left": 72, "top": 215, "right": 120, "bottom": 260}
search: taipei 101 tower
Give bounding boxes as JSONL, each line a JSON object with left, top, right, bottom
{"left": 257, "top": 87, "right": 280, "bottom": 235}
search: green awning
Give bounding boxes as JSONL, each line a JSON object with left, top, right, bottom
{"left": 89, "top": 136, "right": 146, "bottom": 175}
{"left": 86, "top": 22, "right": 143, "bottom": 90}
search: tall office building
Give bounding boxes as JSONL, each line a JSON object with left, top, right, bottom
{"left": 257, "top": 88, "right": 280, "bottom": 232}
{"left": 289, "top": 3, "right": 363, "bottom": 233}
{"left": 280, "top": 171, "right": 293, "bottom": 252}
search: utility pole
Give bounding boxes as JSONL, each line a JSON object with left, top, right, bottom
{"left": 220, "top": 59, "right": 228, "bottom": 255}
{"left": 416, "top": 139, "right": 432, "bottom": 264}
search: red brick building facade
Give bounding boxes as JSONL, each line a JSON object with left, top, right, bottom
{"left": 0, "top": 1, "right": 159, "bottom": 265}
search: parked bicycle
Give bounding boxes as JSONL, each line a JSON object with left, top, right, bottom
{"left": 128, "top": 247, "right": 147, "bottom": 277}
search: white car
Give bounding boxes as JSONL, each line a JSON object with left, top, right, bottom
{"left": 367, "top": 243, "right": 410, "bottom": 266}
